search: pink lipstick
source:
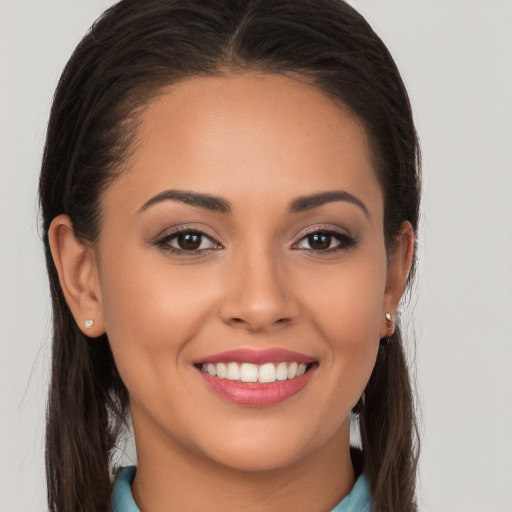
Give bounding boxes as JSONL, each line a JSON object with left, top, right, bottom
{"left": 194, "top": 349, "right": 317, "bottom": 406}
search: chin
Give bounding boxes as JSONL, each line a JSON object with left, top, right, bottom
{"left": 190, "top": 419, "right": 338, "bottom": 474}
{"left": 202, "top": 441, "right": 311, "bottom": 473}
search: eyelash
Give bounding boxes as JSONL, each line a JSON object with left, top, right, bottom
{"left": 292, "top": 228, "right": 358, "bottom": 254}
{"left": 153, "top": 227, "right": 221, "bottom": 255}
{"left": 153, "top": 227, "right": 358, "bottom": 256}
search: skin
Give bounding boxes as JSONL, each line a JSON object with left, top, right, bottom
{"left": 50, "top": 73, "right": 414, "bottom": 512}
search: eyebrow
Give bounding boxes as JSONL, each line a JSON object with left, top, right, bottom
{"left": 139, "top": 188, "right": 368, "bottom": 217}
{"left": 289, "top": 190, "right": 369, "bottom": 217}
{"left": 139, "top": 190, "right": 231, "bottom": 214}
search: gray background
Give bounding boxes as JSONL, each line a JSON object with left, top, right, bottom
{"left": 1, "top": 1, "right": 511, "bottom": 510}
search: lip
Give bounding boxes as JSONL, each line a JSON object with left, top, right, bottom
{"left": 194, "top": 348, "right": 316, "bottom": 365}
{"left": 198, "top": 365, "right": 316, "bottom": 406}
{"left": 194, "top": 349, "right": 318, "bottom": 407}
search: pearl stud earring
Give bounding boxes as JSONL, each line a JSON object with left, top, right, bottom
{"left": 85, "top": 319, "right": 94, "bottom": 329}
{"left": 383, "top": 312, "right": 394, "bottom": 343}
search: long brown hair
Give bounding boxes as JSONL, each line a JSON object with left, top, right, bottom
{"left": 39, "top": 1, "right": 421, "bottom": 510}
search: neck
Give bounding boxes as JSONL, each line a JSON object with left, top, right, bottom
{"left": 131, "top": 420, "right": 355, "bottom": 512}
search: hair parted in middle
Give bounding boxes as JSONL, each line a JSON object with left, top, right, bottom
{"left": 40, "top": 1, "right": 421, "bottom": 511}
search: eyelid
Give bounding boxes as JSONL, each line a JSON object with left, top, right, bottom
{"left": 153, "top": 223, "right": 221, "bottom": 241}
{"left": 293, "top": 224, "right": 351, "bottom": 242}
{"left": 291, "top": 225, "right": 358, "bottom": 252}
{"left": 152, "top": 225, "right": 223, "bottom": 253}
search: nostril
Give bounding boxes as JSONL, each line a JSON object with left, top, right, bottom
{"left": 227, "top": 315, "right": 292, "bottom": 333}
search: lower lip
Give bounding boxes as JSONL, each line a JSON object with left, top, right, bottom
{"left": 198, "top": 366, "right": 316, "bottom": 406}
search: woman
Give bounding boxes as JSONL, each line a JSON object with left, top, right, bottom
{"left": 39, "top": 0, "right": 421, "bottom": 511}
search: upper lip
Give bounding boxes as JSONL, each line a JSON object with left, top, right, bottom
{"left": 194, "top": 348, "right": 316, "bottom": 366}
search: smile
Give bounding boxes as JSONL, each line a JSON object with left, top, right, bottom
{"left": 200, "top": 361, "right": 309, "bottom": 383}
{"left": 194, "top": 349, "right": 317, "bottom": 406}
{"left": 201, "top": 362, "right": 309, "bottom": 383}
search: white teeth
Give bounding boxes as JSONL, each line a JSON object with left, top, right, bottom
{"left": 216, "top": 362, "right": 227, "bottom": 379}
{"left": 240, "top": 363, "right": 258, "bottom": 382}
{"left": 227, "top": 362, "right": 240, "bottom": 380}
{"left": 201, "top": 361, "right": 311, "bottom": 382}
{"left": 258, "top": 363, "right": 276, "bottom": 383}
{"left": 287, "top": 362, "right": 298, "bottom": 379}
{"left": 276, "top": 362, "right": 288, "bottom": 381}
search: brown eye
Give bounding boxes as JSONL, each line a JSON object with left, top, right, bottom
{"left": 157, "top": 230, "right": 220, "bottom": 253}
{"left": 295, "top": 230, "right": 357, "bottom": 253}
{"left": 308, "top": 233, "right": 332, "bottom": 250}
{"left": 176, "top": 233, "right": 203, "bottom": 250}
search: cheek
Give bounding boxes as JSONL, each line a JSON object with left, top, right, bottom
{"left": 300, "top": 254, "right": 387, "bottom": 339}
{"left": 97, "top": 249, "right": 217, "bottom": 381}
{"left": 296, "top": 253, "right": 387, "bottom": 395}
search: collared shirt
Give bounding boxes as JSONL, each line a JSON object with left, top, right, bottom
{"left": 112, "top": 466, "right": 373, "bottom": 512}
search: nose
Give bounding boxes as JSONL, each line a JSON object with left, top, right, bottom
{"left": 219, "top": 248, "right": 298, "bottom": 333}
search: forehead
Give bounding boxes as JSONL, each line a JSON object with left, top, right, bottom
{"left": 106, "top": 72, "right": 383, "bottom": 216}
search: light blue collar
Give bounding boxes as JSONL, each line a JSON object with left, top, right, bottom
{"left": 330, "top": 472, "right": 373, "bottom": 512}
{"left": 112, "top": 466, "right": 373, "bottom": 512}
{"left": 112, "top": 466, "right": 139, "bottom": 512}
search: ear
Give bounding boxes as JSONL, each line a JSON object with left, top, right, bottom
{"left": 380, "top": 221, "right": 415, "bottom": 338}
{"left": 48, "top": 214, "right": 105, "bottom": 337}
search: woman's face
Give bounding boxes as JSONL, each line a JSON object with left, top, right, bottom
{"left": 93, "top": 73, "right": 404, "bottom": 472}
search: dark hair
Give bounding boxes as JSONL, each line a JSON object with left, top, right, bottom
{"left": 39, "top": 1, "right": 421, "bottom": 511}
